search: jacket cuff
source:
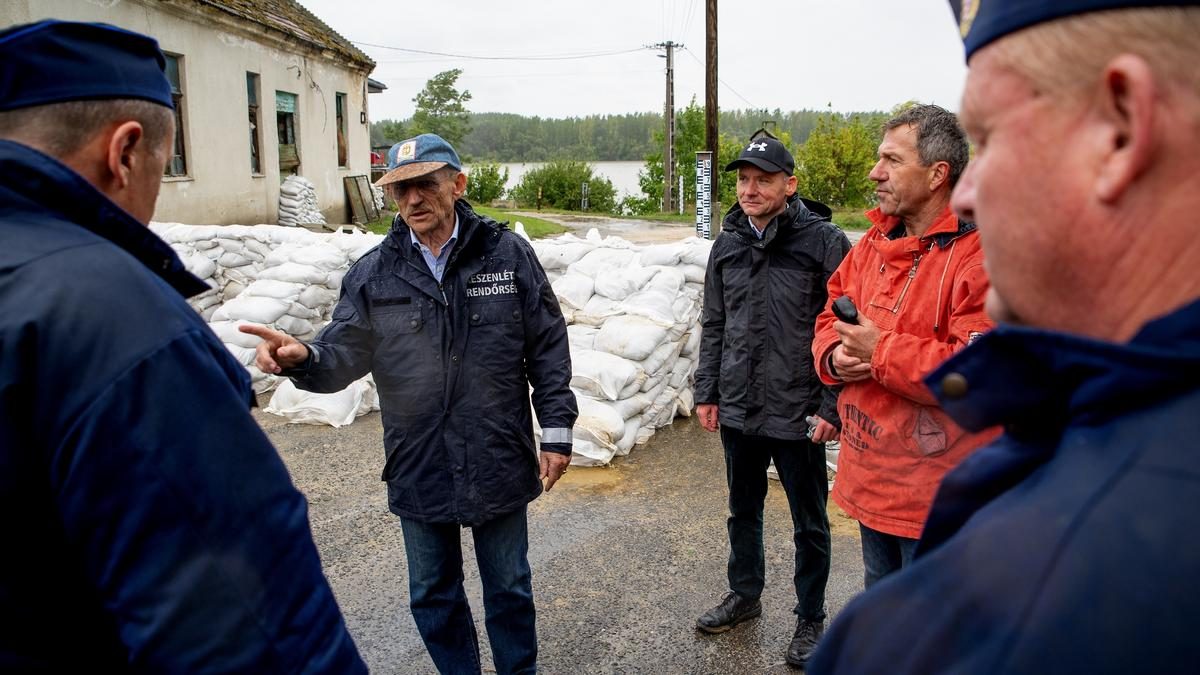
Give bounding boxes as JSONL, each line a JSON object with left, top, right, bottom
{"left": 540, "top": 442, "right": 573, "bottom": 456}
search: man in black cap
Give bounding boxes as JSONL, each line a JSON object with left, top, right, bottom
{"left": 0, "top": 20, "right": 364, "bottom": 672}
{"left": 241, "top": 132, "right": 577, "bottom": 675}
{"left": 810, "top": 2, "right": 1200, "bottom": 673}
{"left": 693, "top": 135, "right": 851, "bottom": 667}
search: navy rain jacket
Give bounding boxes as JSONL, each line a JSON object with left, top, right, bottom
{"left": 289, "top": 200, "right": 576, "bottom": 526}
{"left": 0, "top": 141, "right": 364, "bottom": 672}
{"left": 810, "top": 298, "right": 1200, "bottom": 674}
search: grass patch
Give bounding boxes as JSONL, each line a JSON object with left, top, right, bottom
{"left": 474, "top": 206, "right": 569, "bottom": 239}
{"left": 832, "top": 207, "right": 872, "bottom": 231}
{"left": 361, "top": 207, "right": 569, "bottom": 239}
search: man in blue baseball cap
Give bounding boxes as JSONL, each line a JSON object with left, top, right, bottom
{"left": 810, "top": 2, "right": 1200, "bottom": 673}
{"left": 242, "top": 132, "right": 577, "bottom": 674}
{"left": 0, "top": 20, "right": 364, "bottom": 672}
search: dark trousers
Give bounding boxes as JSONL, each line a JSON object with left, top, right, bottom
{"left": 859, "top": 523, "right": 918, "bottom": 589}
{"left": 721, "top": 425, "right": 830, "bottom": 620}
{"left": 399, "top": 506, "right": 535, "bottom": 675}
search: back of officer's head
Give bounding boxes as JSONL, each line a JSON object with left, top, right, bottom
{"left": 0, "top": 21, "right": 177, "bottom": 222}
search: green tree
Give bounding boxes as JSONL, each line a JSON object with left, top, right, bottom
{"left": 637, "top": 97, "right": 706, "bottom": 213}
{"left": 794, "top": 111, "right": 879, "bottom": 208}
{"left": 371, "top": 119, "right": 407, "bottom": 147}
{"left": 410, "top": 69, "right": 472, "bottom": 147}
{"left": 466, "top": 162, "right": 509, "bottom": 205}
{"left": 510, "top": 161, "right": 616, "bottom": 213}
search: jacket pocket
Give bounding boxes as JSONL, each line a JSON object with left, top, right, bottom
{"left": 371, "top": 308, "right": 423, "bottom": 337}
{"left": 902, "top": 406, "right": 966, "bottom": 457}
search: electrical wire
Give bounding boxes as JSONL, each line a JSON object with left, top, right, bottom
{"left": 352, "top": 41, "right": 648, "bottom": 62}
{"left": 682, "top": 48, "right": 755, "bottom": 108}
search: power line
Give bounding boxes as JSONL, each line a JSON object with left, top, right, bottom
{"left": 683, "top": 48, "right": 755, "bottom": 108}
{"left": 353, "top": 41, "right": 648, "bottom": 62}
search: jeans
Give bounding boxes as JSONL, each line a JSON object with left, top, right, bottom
{"left": 721, "top": 425, "right": 830, "bottom": 620}
{"left": 859, "top": 523, "right": 918, "bottom": 588}
{"left": 399, "top": 505, "right": 536, "bottom": 675}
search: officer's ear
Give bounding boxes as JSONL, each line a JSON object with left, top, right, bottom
{"left": 105, "top": 120, "right": 145, "bottom": 191}
{"left": 1093, "top": 53, "right": 1157, "bottom": 204}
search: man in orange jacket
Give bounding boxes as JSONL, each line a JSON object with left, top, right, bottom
{"left": 812, "top": 104, "right": 998, "bottom": 588}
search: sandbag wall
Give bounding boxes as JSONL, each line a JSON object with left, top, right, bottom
{"left": 153, "top": 222, "right": 712, "bottom": 466}
{"left": 535, "top": 230, "right": 713, "bottom": 466}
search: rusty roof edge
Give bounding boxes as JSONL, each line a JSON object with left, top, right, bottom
{"left": 193, "top": 0, "right": 375, "bottom": 71}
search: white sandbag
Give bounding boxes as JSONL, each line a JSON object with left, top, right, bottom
{"left": 616, "top": 417, "right": 641, "bottom": 456}
{"left": 221, "top": 281, "right": 247, "bottom": 302}
{"left": 265, "top": 377, "right": 377, "bottom": 428}
{"left": 574, "top": 295, "right": 625, "bottom": 326}
{"left": 567, "top": 324, "right": 598, "bottom": 351}
{"left": 669, "top": 356, "right": 694, "bottom": 389}
{"left": 574, "top": 395, "right": 626, "bottom": 450}
{"left": 592, "top": 264, "right": 657, "bottom": 301}
{"left": 569, "top": 437, "right": 614, "bottom": 467}
{"left": 594, "top": 316, "right": 669, "bottom": 361}
{"left": 570, "top": 349, "right": 643, "bottom": 401}
{"left": 275, "top": 314, "right": 315, "bottom": 337}
{"left": 536, "top": 241, "right": 593, "bottom": 271}
{"left": 552, "top": 273, "right": 595, "bottom": 311}
{"left": 681, "top": 326, "right": 702, "bottom": 357}
{"left": 211, "top": 320, "right": 265, "bottom": 350}
{"left": 675, "top": 388, "right": 695, "bottom": 417}
{"left": 257, "top": 262, "right": 330, "bottom": 285}
{"left": 244, "top": 279, "right": 305, "bottom": 300}
{"left": 266, "top": 243, "right": 347, "bottom": 271}
{"left": 211, "top": 296, "right": 291, "bottom": 324}
{"left": 183, "top": 252, "right": 217, "bottom": 280}
{"left": 680, "top": 264, "right": 706, "bottom": 284}
{"left": 638, "top": 340, "right": 683, "bottom": 380}
{"left": 637, "top": 243, "right": 685, "bottom": 267}
{"left": 568, "top": 248, "right": 638, "bottom": 278}
{"left": 609, "top": 393, "right": 652, "bottom": 421}
{"left": 679, "top": 236, "right": 715, "bottom": 267}
{"left": 298, "top": 285, "right": 340, "bottom": 309}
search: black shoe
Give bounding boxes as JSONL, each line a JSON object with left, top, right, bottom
{"left": 785, "top": 618, "right": 825, "bottom": 668}
{"left": 695, "top": 591, "right": 762, "bottom": 634}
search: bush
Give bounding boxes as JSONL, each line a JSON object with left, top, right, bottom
{"left": 466, "top": 162, "right": 508, "bottom": 204}
{"left": 510, "top": 160, "right": 616, "bottom": 213}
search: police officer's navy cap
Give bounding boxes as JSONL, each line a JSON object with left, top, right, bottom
{"left": 724, "top": 136, "right": 795, "bottom": 176}
{"left": 0, "top": 20, "right": 174, "bottom": 112}
{"left": 951, "top": 0, "right": 1200, "bottom": 61}
{"left": 376, "top": 133, "right": 463, "bottom": 187}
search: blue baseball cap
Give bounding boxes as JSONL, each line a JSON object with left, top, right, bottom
{"left": 0, "top": 20, "right": 174, "bottom": 112}
{"left": 375, "top": 133, "right": 463, "bottom": 186}
{"left": 951, "top": 0, "right": 1200, "bottom": 61}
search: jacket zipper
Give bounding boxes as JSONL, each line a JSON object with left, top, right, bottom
{"left": 891, "top": 253, "right": 922, "bottom": 313}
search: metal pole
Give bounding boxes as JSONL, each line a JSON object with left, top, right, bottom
{"left": 663, "top": 41, "right": 676, "bottom": 214}
{"left": 705, "top": 0, "right": 718, "bottom": 218}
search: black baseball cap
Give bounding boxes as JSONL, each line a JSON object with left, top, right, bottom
{"left": 724, "top": 136, "right": 795, "bottom": 175}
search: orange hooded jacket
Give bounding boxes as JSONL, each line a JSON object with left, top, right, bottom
{"left": 813, "top": 206, "right": 1000, "bottom": 539}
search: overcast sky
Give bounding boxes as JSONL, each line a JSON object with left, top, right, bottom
{"left": 295, "top": 0, "right": 968, "bottom": 121}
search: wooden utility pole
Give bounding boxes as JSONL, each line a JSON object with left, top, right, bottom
{"left": 706, "top": 0, "right": 718, "bottom": 208}
{"left": 654, "top": 41, "right": 678, "bottom": 213}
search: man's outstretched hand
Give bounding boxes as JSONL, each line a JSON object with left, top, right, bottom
{"left": 238, "top": 324, "right": 309, "bottom": 374}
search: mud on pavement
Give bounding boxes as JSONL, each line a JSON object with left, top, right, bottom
{"left": 256, "top": 402, "right": 866, "bottom": 674}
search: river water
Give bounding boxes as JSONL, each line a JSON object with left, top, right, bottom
{"left": 465, "top": 160, "right": 647, "bottom": 199}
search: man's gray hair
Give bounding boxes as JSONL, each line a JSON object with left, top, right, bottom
{"left": 884, "top": 104, "right": 969, "bottom": 188}
{"left": 0, "top": 99, "right": 173, "bottom": 158}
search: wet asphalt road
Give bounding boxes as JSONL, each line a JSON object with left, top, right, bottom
{"left": 255, "top": 404, "right": 866, "bottom": 674}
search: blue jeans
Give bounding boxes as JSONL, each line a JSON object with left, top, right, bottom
{"left": 859, "top": 523, "right": 918, "bottom": 588}
{"left": 721, "top": 426, "right": 830, "bottom": 620}
{"left": 399, "top": 505, "right": 536, "bottom": 675}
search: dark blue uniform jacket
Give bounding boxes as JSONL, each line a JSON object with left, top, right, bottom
{"left": 290, "top": 201, "right": 577, "bottom": 526}
{"left": 0, "top": 141, "right": 364, "bottom": 672}
{"left": 810, "top": 298, "right": 1200, "bottom": 674}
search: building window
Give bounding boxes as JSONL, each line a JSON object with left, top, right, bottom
{"left": 163, "top": 53, "right": 187, "bottom": 176}
{"left": 276, "top": 91, "right": 299, "bottom": 175}
{"left": 247, "top": 73, "right": 262, "bottom": 174}
{"left": 335, "top": 92, "right": 348, "bottom": 167}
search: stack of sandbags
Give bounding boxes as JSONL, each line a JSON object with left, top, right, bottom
{"left": 153, "top": 222, "right": 383, "bottom": 393}
{"left": 534, "top": 229, "right": 712, "bottom": 466}
{"left": 278, "top": 175, "right": 325, "bottom": 227}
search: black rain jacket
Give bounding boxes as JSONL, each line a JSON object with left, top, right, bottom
{"left": 694, "top": 194, "right": 851, "bottom": 439}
